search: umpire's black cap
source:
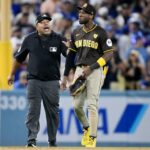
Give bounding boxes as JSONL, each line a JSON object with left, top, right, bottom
{"left": 77, "top": 3, "right": 96, "bottom": 16}
{"left": 36, "top": 13, "right": 52, "bottom": 24}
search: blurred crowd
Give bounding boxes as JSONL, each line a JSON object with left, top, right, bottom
{"left": 10, "top": 0, "right": 150, "bottom": 90}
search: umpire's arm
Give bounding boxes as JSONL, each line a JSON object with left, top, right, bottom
{"left": 8, "top": 37, "right": 29, "bottom": 85}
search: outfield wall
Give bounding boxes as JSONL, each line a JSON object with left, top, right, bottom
{"left": 0, "top": 90, "right": 150, "bottom": 146}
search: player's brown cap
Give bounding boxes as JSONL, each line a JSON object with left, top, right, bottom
{"left": 77, "top": 3, "right": 96, "bottom": 16}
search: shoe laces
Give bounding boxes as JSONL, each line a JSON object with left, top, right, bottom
{"left": 31, "top": 144, "right": 37, "bottom": 147}
{"left": 83, "top": 129, "right": 88, "bottom": 136}
{"left": 88, "top": 137, "right": 95, "bottom": 144}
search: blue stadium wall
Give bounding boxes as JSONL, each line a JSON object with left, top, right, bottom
{"left": 0, "top": 90, "right": 150, "bottom": 147}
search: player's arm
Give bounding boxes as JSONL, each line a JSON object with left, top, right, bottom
{"left": 83, "top": 51, "right": 114, "bottom": 77}
{"left": 64, "top": 49, "right": 76, "bottom": 76}
{"left": 61, "top": 33, "right": 77, "bottom": 90}
{"left": 64, "top": 32, "right": 77, "bottom": 77}
{"left": 90, "top": 31, "right": 114, "bottom": 71}
{"left": 60, "top": 36, "right": 68, "bottom": 57}
{"left": 8, "top": 37, "right": 29, "bottom": 85}
{"left": 90, "top": 50, "right": 114, "bottom": 70}
{"left": 83, "top": 30, "right": 114, "bottom": 77}
{"left": 61, "top": 50, "right": 76, "bottom": 90}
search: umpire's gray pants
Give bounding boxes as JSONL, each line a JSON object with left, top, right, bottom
{"left": 25, "top": 79, "right": 59, "bottom": 143}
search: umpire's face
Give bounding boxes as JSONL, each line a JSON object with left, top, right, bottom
{"left": 78, "top": 10, "right": 93, "bottom": 24}
{"left": 36, "top": 19, "right": 51, "bottom": 35}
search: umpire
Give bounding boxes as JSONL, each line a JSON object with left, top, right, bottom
{"left": 8, "top": 13, "right": 67, "bottom": 147}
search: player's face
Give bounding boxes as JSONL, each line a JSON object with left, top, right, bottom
{"left": 78, "top": 10, "right": 91, "bottom": 24}
{"left": 36, "top": 19, "right": 51, "bottom": 35}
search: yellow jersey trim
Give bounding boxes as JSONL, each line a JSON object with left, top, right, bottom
{"left": 83, "top": 25, "right": 97, "bottom": 33}
{"left": 68, "top": 48, "right": 77, "bottom": 52}
{"left": 103, "top": 49, "right": 114, "bottom": 53}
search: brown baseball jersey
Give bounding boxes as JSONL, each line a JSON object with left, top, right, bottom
{"left": 64, "top": 24, "right": 114, "bottom": 76}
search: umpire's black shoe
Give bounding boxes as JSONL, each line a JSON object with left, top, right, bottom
{"left": 49, "top": 140, "right": 57, "bottom": 147}
{"left": 26, "top": 139, "right": 36, "bottom": 147}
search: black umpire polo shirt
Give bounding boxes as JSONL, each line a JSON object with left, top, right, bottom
{"left": 15, "top": 31, "right": 67, "bottom": 81}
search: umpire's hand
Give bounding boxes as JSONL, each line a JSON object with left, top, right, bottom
{"left": 7, "top": 74, "right": 14, "bottom": 85}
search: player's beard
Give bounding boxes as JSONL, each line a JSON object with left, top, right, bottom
{"left": 79, "top": 18, "right": 89, "bottom": 25}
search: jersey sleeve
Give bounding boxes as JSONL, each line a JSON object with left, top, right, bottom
{"left": 14, "top": 36, "right": 29, "bottom": 63}
{"left": 64, "top": 31, "right": 77, "bottom": 76}
{"left": 99, "top": 30, "right": 114, "bottom": 53}
{"left": 68, "top": 32, "right": 77, "bottom": 52}
{"left": 64, "top": 50, "right": 76, "bottom": 76}
{"left": 60, "top": 37, "right": 67, "bottom": 57}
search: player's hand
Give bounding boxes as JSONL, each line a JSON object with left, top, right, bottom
{"left": 7, "top": 74, "right": 15, "bottom": 85}
{"left": 82, "top": 66, "right": 92, "bottom": 77}
{"left": 60, "top": 76, "right": 68, "bottom": 90}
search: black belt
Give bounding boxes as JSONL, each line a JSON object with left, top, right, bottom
{"left": 77, "top": 64, "right": 88, "bottom": 67}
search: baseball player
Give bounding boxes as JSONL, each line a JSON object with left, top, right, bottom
{"left": 61, "top": 3, "right": 114, "bottom": 148}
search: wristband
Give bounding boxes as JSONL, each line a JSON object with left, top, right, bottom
{"left": 97, "top": 57, "right": 106, "bottom": 67}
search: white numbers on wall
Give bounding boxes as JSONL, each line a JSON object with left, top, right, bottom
{"left": 0, "top": 95, "right": 26, "bottom": 110}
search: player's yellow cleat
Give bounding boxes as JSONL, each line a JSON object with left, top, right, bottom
{"left": 81, "top": 128, "right": 90, "bottom": 146}
{"left": 86, "top": 136, "right": 96, "bottom": 148}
